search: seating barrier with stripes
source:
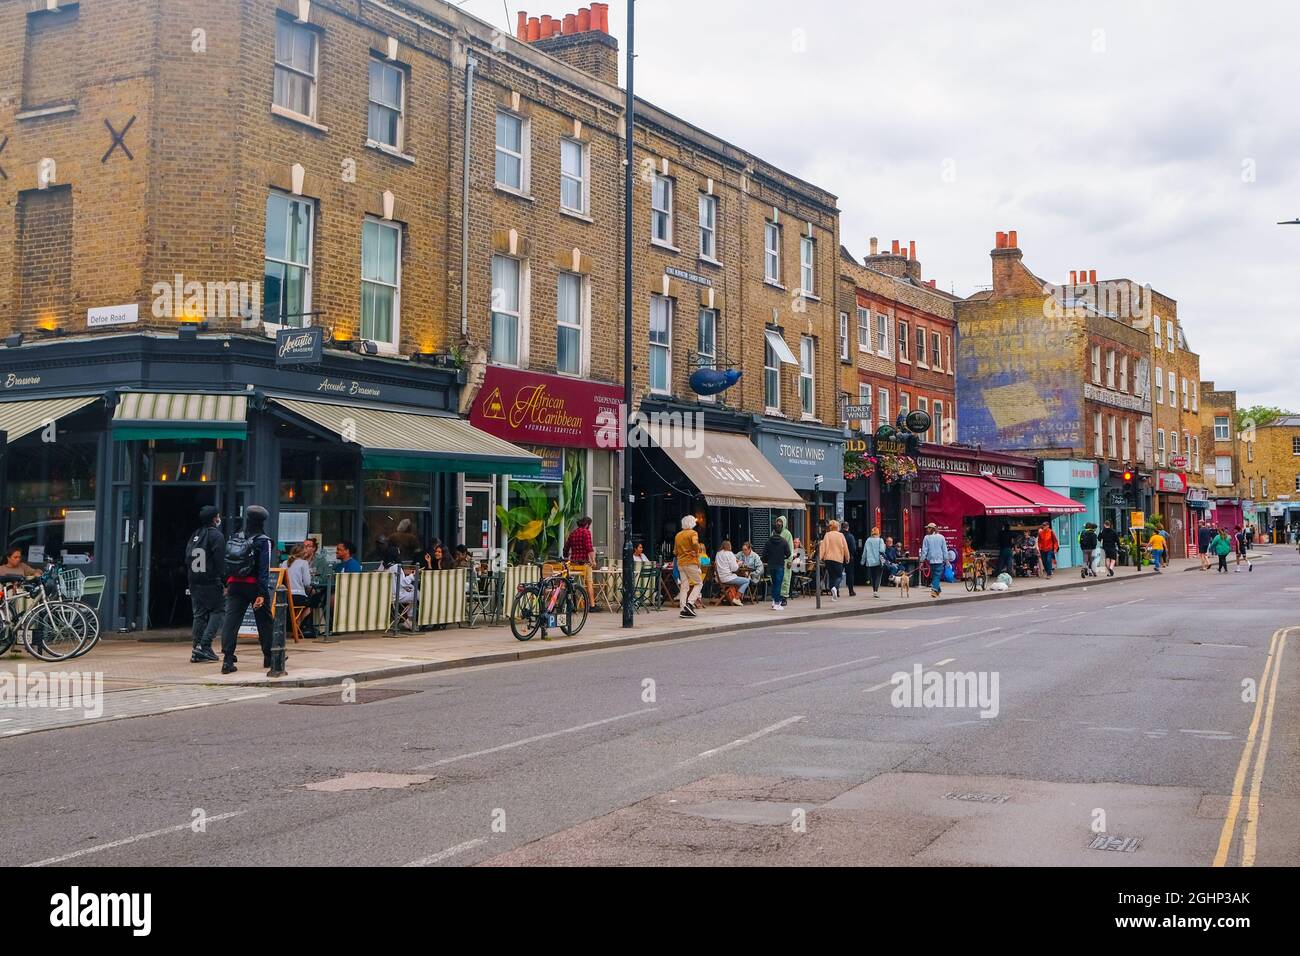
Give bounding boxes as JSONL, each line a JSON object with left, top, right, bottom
{"left": 417, "top": 569, "right": 467, "bottom": 627}
{"left": 331, "top": 572, "right": 393, "bottom": 634}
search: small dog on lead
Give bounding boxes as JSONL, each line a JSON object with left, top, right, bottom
{"left": 891, "top": 572, "right": 910, "bottom": 598}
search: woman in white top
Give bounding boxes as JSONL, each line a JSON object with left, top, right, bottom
{"left": 631, "top": 542, "right": 652, "bottom": 564}
{"left": 379, "top": 547, "right": 416, "bottom": 629}
{"left": 790, "top": 538, "right": 806, "bottom": 574}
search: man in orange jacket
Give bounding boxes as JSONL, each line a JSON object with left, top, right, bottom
{"left": 1036, "top": 521, "right": 1059, "bottom": 578}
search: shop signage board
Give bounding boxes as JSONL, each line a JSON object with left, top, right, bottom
{"left": 914, "top": 452, "right": 1034, "bottom": 482}
{"left": 1154, "top": 471, "right": 1188, "bottom": 494}
{"left": 755, "top": 430, "right": 846, "bottom": 493}
{"left": 1131, "top": 511, "right": 1146, "bottom": 529}
{"left": 871, "top": 436, "right": 909, "bottom": 455}
{"left": 511, "top": 445, "right": 564, "bottom": 483}
{"left": 665, "top": 266, "right": 713, "bottom": 288}
{"left": 1169, "top": 455, "right": 1188, "bottom": 469}
{"left": 843, "top": 404, "right": 871, "bottom": 420}
{"left": 471, "top": 366, "right": 623, "bottom": 450}
{"left": 275, "top": 326, "right": 324, "bottom": 366}
{"left": 87, "top": 304, "right": 140, "bottom": 328}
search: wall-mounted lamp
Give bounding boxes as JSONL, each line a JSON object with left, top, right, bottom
{"left": 353, "top": 340, "right": 379, "bottom": 356}
{"left": 4, "top": 333, "right": 23, "bottom": 348}
{"left": 36, "top": 325, "right": 64, "bottom": 339}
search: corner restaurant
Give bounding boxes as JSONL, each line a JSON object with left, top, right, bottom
{"left": 0, "top": 332, "right": 538, "bottom": 635}
{"left": 910, "top": 444, "right": 1086, "bottom": 569}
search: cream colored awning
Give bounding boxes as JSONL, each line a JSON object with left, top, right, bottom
{"left": 637, "top": 421, "right": 805, "bottom": 510}
{"left": 269, "top": 396, "right": 540, "bottom": 475}
{"left": 112, "top": 392, "right": 248, "bottom": 440}
{"left": 0, "top": 396, "right": 99, "bottom": 443}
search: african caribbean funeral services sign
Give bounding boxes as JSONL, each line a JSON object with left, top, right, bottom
{"left": 471, "top": 366, "right": 623, "bottom": 450}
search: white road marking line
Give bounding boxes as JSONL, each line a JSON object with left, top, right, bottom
{"left": 748, "top": 656, "right": 879, "bottom": 687}
{"left": 1103, "top": 599, "right": 1143, "bottom": 609}
{"left": 162, "top": 702, "right": 218, "bottom": 713}
{"left": 1196, "top": 642, "right": 1247, "bottom": 649}
{"left": 984, "top": 632, "right": 1026, "bottom": 647}
{"left": 1088, "top": 726, "right": 1138, "bottom": 733}
{"left": 411, "top": 708, "right": 658, "bottom": 770}
{"left": 403, "top": 837, "right": 488, "bottom": 867}
{"left": 1057, "top": 611, "right": 1088, "bottom": 620}
{"left": 932, "top": 658, "right": 955, "bottom": 666}
{"left": 4, "top": 729, "right": 27, "bottom": 736}
{"left": 682, "top": 715, "right": 806, "bottom": 765}
{"left": 0, "top": 718, "right": 12, "bottom": 723}
{"left": 921, "top": 626, "right": 1002, "bottom": 648}
{"left": 1179, "top": 728, "right": 1232, "bottom": 736}
{"left": 863, "top": 680, "right": 893, "bottom": 693}
{"left": 227, "top": 693, "right": 272, "bottom": 702}
{"left": 23, "top": 811, "right": 246, "bottom": 867}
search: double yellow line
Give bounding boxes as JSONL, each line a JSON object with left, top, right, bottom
{"left": 1213, "top": 626, "right": 1293, "bottom": 866}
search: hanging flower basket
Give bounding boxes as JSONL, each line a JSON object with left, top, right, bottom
{"left": 844, "top": 449, "right": 877, "bottom": 481}
{"left": 877, "top": 452, "right": 918, "bottom": 486}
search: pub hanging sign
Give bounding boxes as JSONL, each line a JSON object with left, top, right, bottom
{"left": 276, "top": 326, "right": 324, "bottom": 366}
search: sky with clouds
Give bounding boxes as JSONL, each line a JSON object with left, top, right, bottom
{"left": 460, "top": 0, "right": 1299, "bottom": 410}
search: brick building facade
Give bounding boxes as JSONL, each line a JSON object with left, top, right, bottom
{"left": 1238, "top": 415, "right": 1300, "bottom": 538}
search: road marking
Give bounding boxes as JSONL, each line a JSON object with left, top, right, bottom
{"left": 1196, "top": 642, "right": 1247, "bottom": 649}
{"left": 1243, "top": 630, "right": 1288, "bottom": 866}
{"left": 411, "top": 708, "right": 658, "bottom": 770}
{"left": 403, "top": 837, "right": 487, "bottom": 867}
{"left": 681, "top": 715, "right": 806, "bottom": 765}
{"left": 1088, "top": 726, "right": 1138, "bottom": 733}
{"left": 747, "top": 656, "right": 879, "bottom": 687}
{"left": 922, "top": 627, "right": 1001, "bottom": 648}
{"left": 227, "top": 693, "right": 272, "bottom": 702}
{"left": 1213, "top": 627, "right": 1291, "bottom": 867}
{"left": 0, "top": 718, "right": 12, "bottom": 723}
{"left": 932, "top": 658, "right": 955, "bottom": 666}
{"left": 984, "top": 632, "right": 1026, "bottom": 647}
{"left": 23, "top": 811, "right": 246, "bottom": 867}
{"left": 1103, "top": 599, "right": 1143, "bottom": 609}
{"left": 863, "top": 680, "right": 893, "bottom": 693}
{"left": 162, "top": 702, "right": 218, "bottom": 713}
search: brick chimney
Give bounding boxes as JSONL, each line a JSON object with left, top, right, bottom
{"left": 518, "top": 4, "right": 619, "bottom": 86}
{"left": 865, "top": 237, "right": 921, "bottom": 281}
{"left": 989, "top": 228, "right": 1042, "bottom": 298}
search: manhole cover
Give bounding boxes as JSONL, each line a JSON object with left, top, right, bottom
{"left": 283, "top": 688, "right": 421, "bottom": 705}
{"left": 943, "top": 791, "right": 1010, "bottom": 804}
{"left": 1088, "top": 833, "right": 1140, "bottom": 852}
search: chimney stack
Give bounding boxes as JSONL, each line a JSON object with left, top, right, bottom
{"left": 869, "top": 237, "right": 878, "bottom": 256}
{"left": 521, "top": 5, "right": 618, "bottom": 85}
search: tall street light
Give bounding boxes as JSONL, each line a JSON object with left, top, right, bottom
{"left": 621, "top": 0, "right": 636, "bottom": 628}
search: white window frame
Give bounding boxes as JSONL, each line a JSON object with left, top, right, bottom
{"left": 1192, "top": 389, "right": 1198, "bottom": 413}
{"left": 933, "top": 399, "right": 945, "bottom": 444}
{"left": 1105, "top": 349, "right": 1115, "bottom": 388}
{"left": 1168, "top": 371, "right": 1176, "bottom": 407}
{"left": 698, "top": 193, "right": 717, "bottom": 260}
{"left": 1215, "top": 455, "right": 1232, "bottom": 486}
{"left": 367, "top": 58, "right": 405, "bottom": 150}
{"left": 931, "top": 331, "right": 942, "bottom": 370}
{"left": 1215, "top": 416, "right": 1230, "bottom": 441}
{"left": 1154, "top": 319, "right": 1162, "bottom": 350}
{"left": 799, "top": 335, "right": 816, "bottom": 417}
{"left": 1166, "top": 320, "right": 1174, "bottom": 353}
{"left": 273, "top": 18, "right": 319, "bottom": 122}
{"left": 263, "top": 190, "right": 314, "bottom": 328}
{"left": 765, "top": 336, "right": 781, "bottom": 411}
{"left": 856, "top": 307, "right": 870, "bottom": 352}
{"left": 946, "top": 336, "right": 953, "bottom": 377}
{"left": 1155, "top": 366, "right": 1163, "bottom": 404}
{"left": 1122, "top": 419, "right": 1131, "bottom": 461}
{"left": 560, "top": 138, "right": 589, "bottom": 216}
{"left": 1181, "top": 377, "right": 1188, "bottom": 410}
{"left": 360, "top": 216, "right": 401, "bottom": 352}
{"left": 876, "top": 314, "right": 890, "bottom": 357}
{"left": 897, "top": 320, "right": 910, "bottom": 363}
{"left": 838, "top": 311, "right": 849, "bottom": 362}
{"left": 800, "top": 236, "right": 815, "bottom": 296}
{"left": 1091, "top": 345, "right": 1101, "bottom": 384}
{"left": 1119, "top": 354, "right": 1128, "bottom": 393}
{"left": 1157, "top": 428, "right": 1166, "bottom": 466}
{"left": 1108, "top": 415, "right": 1117, "bottom": 459}
{"left": 651, "top": 174, "right": 674, "bottom": 246}
{"left": 918, "top": 396, "right": 930, "bottom": 441}
{"left": 495, "top": 110, "right": 529, "bottom": 194}
{"left": 877, "top": 388, "right": 890, "bottom": 427}
{"left": 764, "top": 221, "right": 781, "bottom": 284}
{"left": 1293, "top": 436, "right": 1300, "bottom": 456}
{"left": 490, "top": 254, "right": 525, "bottom": 367}
{"left": 1193, "top": 436, "right": 1199, "bottom": 472}
{"left": 1169, "top": 431, "right": 1178, "bottom": 459}
{"left": 648, "top": 294, "right": 673, "bottom": 395}
{"left": 697, "top": 307, "right": 717, "bottom": 403}
{"left": 1095, "top": 411, "right": 1103, "bottom": 457}
{"left": 555, "top": 271, "right": 588, "bottom": 376}
{"left": 915, "top": 326, "right": 928, "bottom": 368}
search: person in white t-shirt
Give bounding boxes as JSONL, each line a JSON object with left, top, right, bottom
{"left": 713, "top": 539, "right": 749, "bottom": 605}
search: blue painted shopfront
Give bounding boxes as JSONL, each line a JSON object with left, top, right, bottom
{"left": 1042, "top": 459, "right": 1100, "bottom": 568}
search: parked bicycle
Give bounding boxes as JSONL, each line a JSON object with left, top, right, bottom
{"left": 963, "top": 553, "right": 989, "bottom": 592}
{"left": 509, "top": 560, "right": 589, "bottom": 641}
{"left": 0, "top": 564, "right": 100, "bottom": 661}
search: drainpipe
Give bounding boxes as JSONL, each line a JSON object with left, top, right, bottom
{"left": 461, "top": 52, "right": 477, "bottom": 339}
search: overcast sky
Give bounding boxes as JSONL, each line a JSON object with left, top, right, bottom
{"left": 462, "top": 0, "right": 1298, "bottom": 410}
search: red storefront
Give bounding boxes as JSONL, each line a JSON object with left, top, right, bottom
{"left": 908, "top": 444, "right": 1085, "bottom": 569}
{"left": 1154, "top": 469, "right": 1189, "bottom": 558}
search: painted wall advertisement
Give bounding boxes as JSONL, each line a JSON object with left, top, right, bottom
{"left": 957, "top": 312, "right": 1080, "bottom": 450}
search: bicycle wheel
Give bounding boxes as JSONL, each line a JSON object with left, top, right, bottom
{"left": 964, "top": 568, "right": 976, "bottom": 592}
{"left": 69, "top": 604, "right": 102, "bottom": 658}
{"left": 0, "top": 620, "right": 15, "bottom": 655}
{"left": 509, "top": 585, "right": 543, "bottom": 641}
{"left": 560, "top": 582, "right": 589, "bottom": 636}
{"left": 20, "top": 602, "right": 91, "bottom": 662}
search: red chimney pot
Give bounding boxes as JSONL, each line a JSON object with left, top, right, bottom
{"left": 577, "top": 7, "right": 590, "bottom": 31}
{"left": 516, "top": 11, "right": 527, "bottom": 39}
{"left": 891, "top": 239, "right": 900, "bottom": 254}
{"left": 909, "top": 240, "right": 916, "bottom": 260}
{"left": 1070, "top": 271, "right": 1077, "bottom": 285}
{"left": 592, "top": 2, "right": 609, "bottom": 31}
{"left": 995, "top": 232, "right": 1007, "bottom": 249}
{"left": 1007, "top": 230, "right": 1017, "bottom": 247}
{"left": 527, "top": 16, "right": 540, "bottom": 41}
{"left": 1089, "top": 269, "right": 1097, "bottom": 284}
{"left": 563, "top": 13, "right": 576, "bottom": 33}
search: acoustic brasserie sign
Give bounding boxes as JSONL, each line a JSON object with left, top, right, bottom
{"left": 470, "top": 366, "right": 624, "bottom": 450}
{"left": 276, "top": 326, "right": 324, "bottom": 366}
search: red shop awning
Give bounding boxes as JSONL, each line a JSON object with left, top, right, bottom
{"left": 987, "top": 477, "right": 1087, "bottom": 514}
{"left": 938, "top": 474, "right": 1044, "bottom": 516}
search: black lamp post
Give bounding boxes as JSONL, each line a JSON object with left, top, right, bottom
{"left": 620, "top": 0, "right": 636, "bottom": 629}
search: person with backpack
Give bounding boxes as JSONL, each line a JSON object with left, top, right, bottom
{"left": 1233, "top": 525, "right": 1252, "bottom": 573}
{"left": 1212, "top": 527, "right": 1233, "bottom": 572}
{"left": 219, "top": 505, "right": 282, "bottom": 677}
{"left": 1078, "top": 523, "right": 1099, "bottom": 578}
{"left": 185, "top": 505, "right": 226, "bottom": 663}
{"left": 1197, "top": 519, "right": 1214, "bottom": 571}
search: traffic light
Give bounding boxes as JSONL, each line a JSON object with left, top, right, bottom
{"left": 1122, "top": 469, "right": 1135, "bottom": 498}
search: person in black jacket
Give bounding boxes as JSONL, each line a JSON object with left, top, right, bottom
{"left": 761, "top": 531, "right": 792, "bottom": 611}
{"left": 219, "top": 505, "right": 281, "bottom": 676}
{"left": 186, "top": 505, "right": 225, "bottom": 663}
{"left": 1099, "top": 520, "right": 1120, "bottom": 577}
{"left": 841, "top": 525, "right": 858, "bottom": 595}
{"left": 1079, "top": 523, "right": 1099, "bottom": 578}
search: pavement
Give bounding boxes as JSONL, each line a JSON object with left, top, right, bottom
{"left": 0, "top": 555, "right": 1217, "bottom": 737}
{"left": 0, "top": 545, "right": 1292, "bottom": 867}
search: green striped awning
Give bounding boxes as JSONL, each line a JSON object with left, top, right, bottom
{"left": 269, "top": 396, "right": 540, "bottom": 475}
{"left": 112, "top": 393, "right": 248, "bottom": 440}
{"left": 0, "top": 396, "right": 99, "bottom": 443}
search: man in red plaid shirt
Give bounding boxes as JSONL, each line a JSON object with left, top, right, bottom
{"left": 564, "top": 516, "right": 595, "bottom": 565}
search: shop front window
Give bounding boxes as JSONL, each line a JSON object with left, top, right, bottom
{"left": 279, "top": 447, "right": 358, "bottom": 554}
{"left": 362, "top": 468, "right": 432, "bottom": 562}
{"left": 6, "top": 437, "right": 98, "bottom": 564}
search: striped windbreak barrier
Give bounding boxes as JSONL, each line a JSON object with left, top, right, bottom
{"left": 331, "top": 572, "right": 394, "bottom": 634}
{"left": 417, "top": 569, "right": 467, "bottom": 627}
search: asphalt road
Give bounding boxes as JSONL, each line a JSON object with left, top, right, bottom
{"left": 3, "top": 550, "right": 1296, "bottom": 867}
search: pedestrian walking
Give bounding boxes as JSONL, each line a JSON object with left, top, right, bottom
{"left": 776, "top": 515, "right": 794, "bottom": 606}
{"left": 674, "top": 515, "right": 704, "bottom": 618}
{"left": 219, "top": 505, "right": 280, "bottom": 677}
{"left": 1212, "top": 527, "right": 1232, "bottom": 572}
{"left": 862, "top": 526, "right": 886, "bottom": 598}
{"left": 820, "top": 519, "right": 850, "bottom": 601}
{"left": 1099, "top": 520, "right": 1120, "bottom": 577}
{"left": 1233, "top": 525, "right": 1252, "bottom": 572}
{"left": 1197, "top": 520, "right": 1214, "bottom": 571}
{"left": 842, "top": 525, "right": 858, "bottom": 595}
{"left": 1078, "top": 523, "right": 1099, "bottom": 578}
{"left": 1147, "top": 527, "right": 1167, "bottom": 573}
{"left": 995, "top": 522, "right": 1016, "bottom": 577}
{"left": 184, "top": 505, "right": 225, "bottom": 663}
{"left": 1036, "top": 521, "right": 1059, "bottom": 578}
{"left": 921, "top": 522, "right": 948, "bottom": 599}
{"left": 761, "top": 528, "right": 791, "bottom": 611}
